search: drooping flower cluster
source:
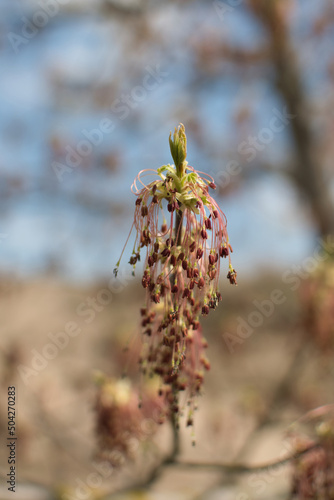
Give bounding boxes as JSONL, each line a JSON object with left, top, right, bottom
{"left": 94, "top": 374, "right": 166, "bottom": 465}
{"left": 290, "top": 406, "right": 334, "bottom": 498}
{"left": 115, "top": 124, "right": 237, "bottom": 419}
{"left": 301, "top": 257, "right": 334, "bottom": 351}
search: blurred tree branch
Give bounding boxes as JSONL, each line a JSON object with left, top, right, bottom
{"left": 249, "top": 0, "right": 334, "bottom": 237}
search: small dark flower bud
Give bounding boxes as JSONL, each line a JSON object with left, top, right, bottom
{"left": 189, "top": 297, "right": 195, "bottom": 306}
{"left": 152, "top": 195, "right": 158, "bottom": 204}
{"left": 189, "top": 279, "right": 195, "bottom": 290}
{"left": 152, "top": 293, "right": 160, "bottom": 304}
{"left": 167, "top": 203, "right": 173, "bottom": 212}
{"left": 152, "top": 184, "right": 157, "bottom": 194}
{"left": 177, "top": 252, "right": 184, "bottom": 261}
{"left": 142, "top": 273, "right": 150, "bottom": 288}
{"left": 209, "top": 269, "right": 216, "bottom": 280}
{"left": 166, "top": 238, "right": 175, "bottom": 247}
{"left": 196, "top": 248, "right": 203, "bottom": 260}
{"left": 182, "top": 288, "right": 190, "bottom": 298}
{"left": 193, "top": 268, "right": 199, "bottom": 278}
{"left": 144, "top": 328, "right": 152, "bottom": 336}
{"left": 152, "top": 252, "right": 158, "bottom": 263}
{"left": 170, "top": 255, "right": 176, "bottom": 266}
{"left": 142, "top": 229, "right": 151, "bottom": 246}
{"left": 182, "top": 260, "right": 188, "bottom": 271}
{"left": 201, "top": 228, "right": 208, "bottom": 239}
{"left": 129, "top": 255, "right": 137, "bottom": 265}
{"left": 141, "top": 205, "right": 148, "bottom": 217}
{"left": 154, "top": 242, "right": 160, "bottom": 252}
{"left": 209, "top": 254, "right": 215, "bottom": 265}
{"left": 149, "top": 282, "right": 155, "bottom": 292}
{"left": 187, "top": 417, "right": 194, "bottom": 427}
{"left": 212, "top": 209, "right": 219, "bottom": 218}
{"left": 227, "top": 269, "right": 237, "bottom": 285}
{"left": 205, "top": 218, "right": 212, "bottom": 230}
{"left": 136, "top": 198, "right": 142, "bottom": 206}
{"left": 189, "top": 241, "right": 196, "bottom": 252}
{"left": 198, "top": 277, "right": 205, "bottom": 289}
{"left": 209, "top": 182, "right": 216, "bottom": 189}
{"left": 148, "top": 255, "right": 154, "bottom": 267}
{"left": 201, "top": 304, "right": 210, "bottom": 316}
{"left": 161, "top": 223, "right": 168, "bottom": 234}
{"left": 192, "top": 320, "right": 200, "bottom": 330}
{"left": 187, "top": 267, "right": 193, "bottom": 279}
{"left": 140, "top": 308, "right": 147, "bottom": 316}
{"left": 161, "top": 247, "right": 171, "bottom": 258}
{"left": 220, "top": 245, "right": 229, "bottom": 258}
{"left": 171, "top": 285, "right": 178, "bottom": 294}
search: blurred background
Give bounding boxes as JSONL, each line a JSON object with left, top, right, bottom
{"left": 1, "top": 0, "right": 334, "bottom": 499}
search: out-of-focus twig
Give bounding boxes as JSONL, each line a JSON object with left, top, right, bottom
{"left": 251, "top": 0, "right": 334, "bottom": 237}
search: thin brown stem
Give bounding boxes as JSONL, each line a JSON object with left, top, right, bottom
{"left": 172, "top": 443, "right": 320, "bottom": 474}
{"left": 104, "top": 441, "right": 320, "bottom": 498}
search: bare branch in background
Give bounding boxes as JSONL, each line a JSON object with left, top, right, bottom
{"left": 249, "top": 0, "right": 334, "bottom": 237}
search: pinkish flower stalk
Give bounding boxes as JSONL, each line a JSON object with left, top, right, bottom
{"left": 115, "top": 124, "right": 237, "bottom": 423}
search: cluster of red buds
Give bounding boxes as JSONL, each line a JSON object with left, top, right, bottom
{"left": 114, "top": 124, "right": 237, "bottom": 422}
{"left": 94, "top": 373, "right": 166, "bottom": 465}
{"left": 301, "top": 257, "right": 334, "bottom": 351}
{"left": 290, "top": 406, "right": 334, "bottom": 498}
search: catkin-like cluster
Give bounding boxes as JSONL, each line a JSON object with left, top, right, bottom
{"left": 115, "top": 125, "right": 237, "bottom": 421}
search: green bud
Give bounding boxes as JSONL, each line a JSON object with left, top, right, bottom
{"left": 169, "top": 123, "right": 187, "bottom": 176}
